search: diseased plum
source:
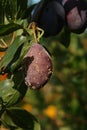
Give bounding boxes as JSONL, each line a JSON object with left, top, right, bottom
{"left": 31, "top": 0, "right": 65, "bottom": 37}
{"left": 62, "top": 0, "right": 87, "bottom": 33}
{"left": 22, "top": 43, "right": 53, "bottom": 89}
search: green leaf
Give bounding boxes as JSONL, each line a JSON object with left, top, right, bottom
{"left": 0, "top": 71, "right": 27, "bottom": 107}
{"left": 71, "top": 98, "right": 80, "bottom": 115}
{"left": 0, "top": 36, "right": 26, "bottom": 70}
{"left": 0, "top": 23, "right": 23, "bottom": 36}
{"left": 0, "top": 0, "right": 5, "bottom": 23}
{"left": 1, "top": 111, "right": 18, "bottom": 129}
{"left": 6, "top": 108, "right": 41, "bottom": 130}
{"left": 0, "top": 79, "right": 21, "bottom": 107}
{"left": 58, "top": 26, "right": 71, "bottom": 47}
{"left": 5, "top": 0, "right": 17, "bottom": 21}
{"left": 5, "top": 0, "right": 28, "bottom": 20}
{"left": 10, "top": 40, "right": 32, "bottom": 73}
{"left": 17, "top": 0, "right": 28, "bottom": 19}
{"left": 12, "top": 69, "right": 28, "bottom": 98}
{"left": 22, "top": 4, "right": 36, "bottom": 19}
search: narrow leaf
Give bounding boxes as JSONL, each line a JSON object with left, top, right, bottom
{"left": 6, "top": 108, "right": 41, "bottom": 130}
{"left": 58, "top": 26, "right": 71, "bottom": 47}
{"left": 10, "top": 40, "right": 31, "bottom": 72}
{"left": 17, "top": 0, "right": 28, "bottom": 19}
{"left": 22, "top": 4, "right": 36, "bottom": 19}
{"left": 1, "top": 110, "right": 18, "bottom": 129}
{"left": 5, "top": 0, "right": 17, "bottom": 21}
{"left": 0, "top": 36, "right": 26, "bottom": 70}
{"left": 0, "top": 23, "right": 23, "bottom": 36}
{"left": 12, "top": 69, "right": 28, "bottom": 98}
{"left": 0, "top": 0, "right": 5, "bottom": 23}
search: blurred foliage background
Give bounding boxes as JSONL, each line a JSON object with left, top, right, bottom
{"left": 22, "top": 32, "right": 87, "bottom": 130}
{"left": 0, "top": 0, "right": 87, "bottom": 130}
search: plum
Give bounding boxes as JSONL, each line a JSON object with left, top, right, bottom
{"left": 62, "top": 0, "right": 87, "bottom": 33}
{"left": 22, "top": 43, "right": 53, "bottom": 89}
{"left": 31, "top": 0, "right": 65, "bottom": 37}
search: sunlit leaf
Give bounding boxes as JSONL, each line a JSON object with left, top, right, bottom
{"left": 0, "top": 36, "right": 26, "bottom": 70}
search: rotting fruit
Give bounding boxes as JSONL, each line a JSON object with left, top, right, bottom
{"left": 22, "top": 43, "right": 53, "bottom": 89}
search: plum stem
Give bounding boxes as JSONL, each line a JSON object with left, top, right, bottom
{"left": 36, "top": 27, "right": 44, "bottom": 42}
{"left": 28, "top": 22, "right": 44, "bottom": 43}
{"left": 0, "top": 39, "right": 8, "bottom": 49}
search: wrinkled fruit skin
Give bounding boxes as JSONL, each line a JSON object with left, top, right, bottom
{"left": 22, "top": 43, "right": 53, "bottom": 89}
{"left": 31, "top": 0, "right": 65, "bottom": 37}
{"left": 62, "top": 0, "right": 87, "bottom": 33}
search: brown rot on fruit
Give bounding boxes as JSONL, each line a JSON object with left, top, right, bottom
{"left": 22, "top": 43, "right": 53, "bottom": 89}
